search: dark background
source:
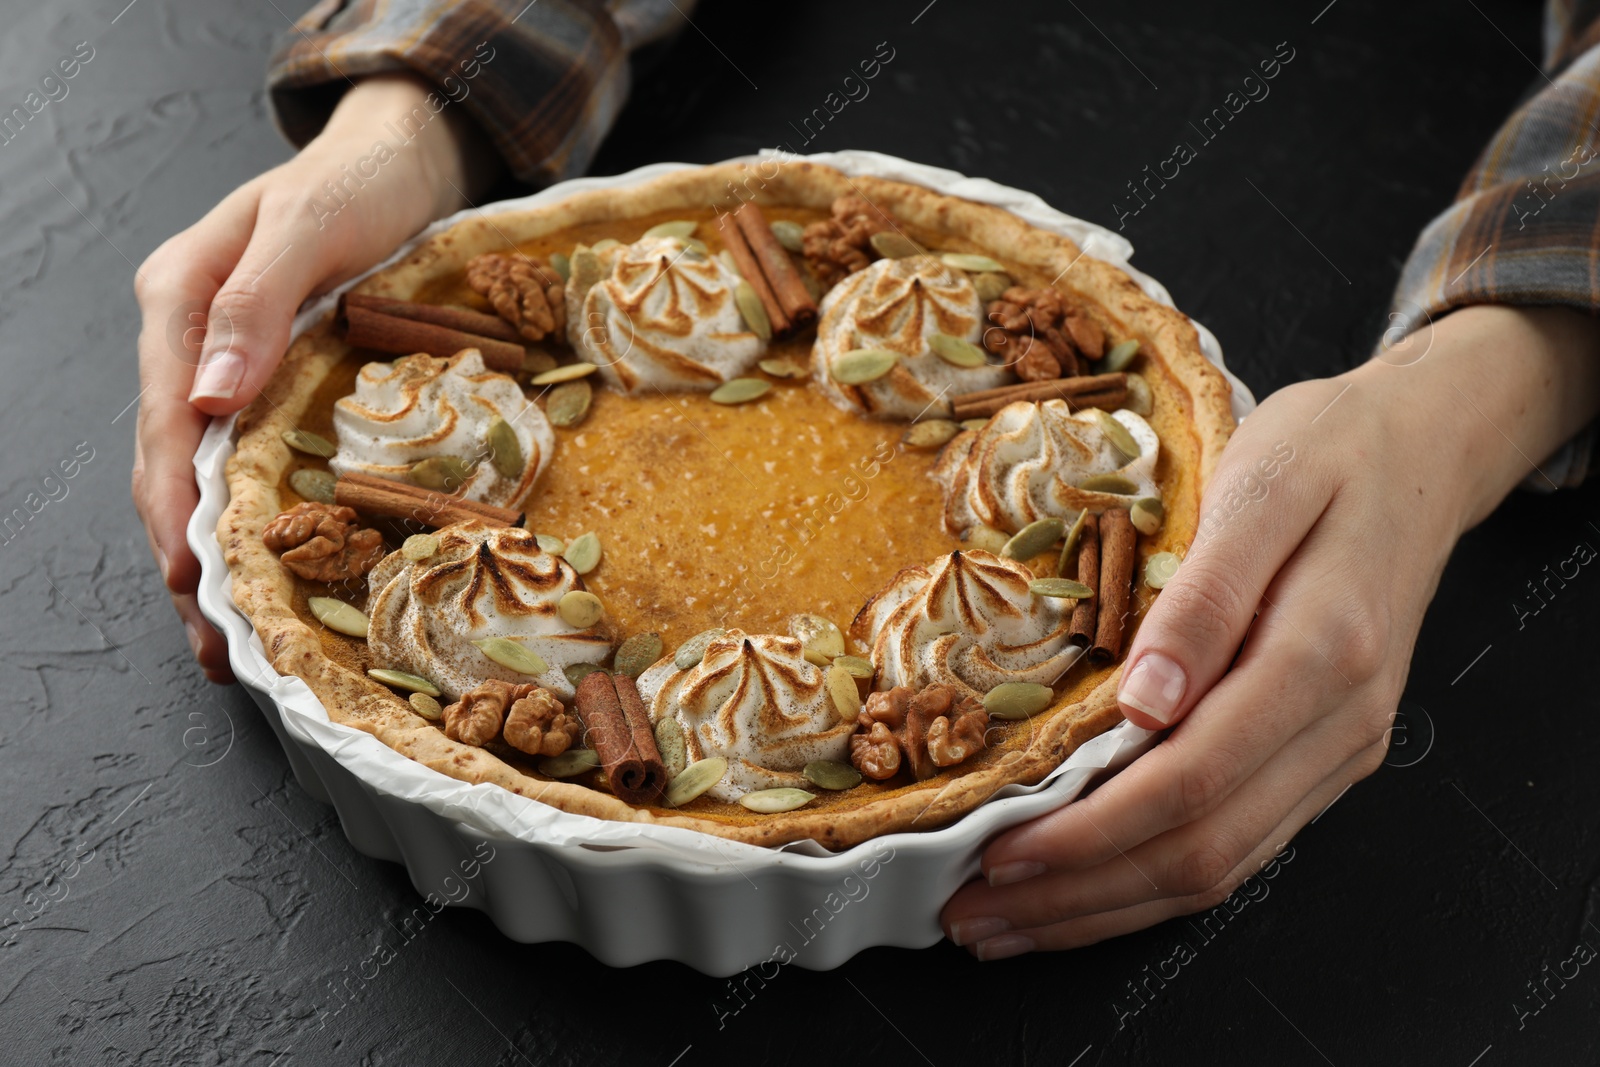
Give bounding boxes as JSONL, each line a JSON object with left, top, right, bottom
{"left": 4, "top": 0, "right": 1598, "bottom": 1063}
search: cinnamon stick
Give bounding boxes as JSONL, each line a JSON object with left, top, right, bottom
{"left": 951, "top": 380, "right": 1127, "bottom": 421}
{"left": 734, "top": 202, "right": 817, "bottom": 330}
{"left": 342, "top": 292, "right": 522, "bottom": 344}
{"left": 1092, "top": 507, "right": 1136, "bottom": 662}
{"left": 955, "top": 372, "right": 1127, "bottom": 405}
{"left": 340, "top": 303, "right": 527, "bottom": 373}
{"left": 1069, "top": 512, "right": 1100, "bottom": 646}
{"left": 716, "top": 210, "right": 791, "bottom": 336}
{"left": 573, "top": 671, "right": 668, "bottom": 805}
{"left": 334, "top": 471, "right": 524, "bottom": 528}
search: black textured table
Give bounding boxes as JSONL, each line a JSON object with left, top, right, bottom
{"left": 6, "top": 1, "right": 1598, "bottom": 1063}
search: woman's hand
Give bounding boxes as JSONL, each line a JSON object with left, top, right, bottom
{"left": 133, "top": 74, "right": 498, "bottom": 682}
{"left": 942, "top": 304, "right": 1600, "bottom": 959}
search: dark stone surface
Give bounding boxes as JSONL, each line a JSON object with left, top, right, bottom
{"left": 3, "top": 0, "right": 1597, "bottom": 1063}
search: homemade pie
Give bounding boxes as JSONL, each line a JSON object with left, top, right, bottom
{"left": 219, "top": 160, "right": 1234, "bottom": 849}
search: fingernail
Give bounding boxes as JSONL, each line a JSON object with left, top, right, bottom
{"left": 157, "top": 546, "right": 170, "bottom": 586}
{"left": 988, "top": 861, "right": 1046, "bottom": 888}
{"left": 950, "top": 916, "right": 1010, "bottom": 946}
{"left": 190, "top": 351, "right": 246, "bottom": 402}
{"left": 975, "top": 934, "right": 1035, "bottom": 961}
{"left": 185, "top": 622, "right": 204, "bottom": 659}
{"left": 1120, "top": 652, "right": 1187, "bottom": 725}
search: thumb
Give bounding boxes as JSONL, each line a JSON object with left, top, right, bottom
{"left": 1116, "top": 439, "right": 1311, "bottom": 730}
{"left": 189, "top": 206, "right": 326, "bottom": 414}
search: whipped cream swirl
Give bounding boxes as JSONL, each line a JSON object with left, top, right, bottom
{"left": 854, "top": 550, "right": 1081, "bottom": 698}
{"left": 812, "top": 257, "right": 1012, "bottom": 419}
{"left": 331, "top": 350, "right": 553, "bottom": 508}
{"left": 637, "top": 630, "right": 855, "bottom": 800}
{"left": 366, "top": 523, "right": 612, "bottom": 701}
{"left": 934, "top": 400, "right": 1160, "bottom": 535}
{"left": 567, "top": 235, "right": 765, "bottom": 393}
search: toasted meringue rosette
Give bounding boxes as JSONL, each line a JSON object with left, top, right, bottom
{"left": 366, "top": 523, "right": 612, "bottom": 701}
{"left": 330, "top": 349, "right": 553, "bottom": 508}
{"left": 567, "top": 235, "right": 765, "bottom": 393}
{"left": 854, "top": 550, "right": 1082, "bottom": 699}
{"left": 934, "top": 400, "right": 1160, "bottom": 535}
{"left": 812, "top": 256, "right": 1012, "bottom": 419}
{"left": 637, "top": 630, "right": 855, "bottom": 801}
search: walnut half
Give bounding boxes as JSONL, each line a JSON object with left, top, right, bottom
{"left": 465, "top": 252, "right": 566, "bottom": 343}
{"left": 263, "top": 502, "right": 384, "bottom": 584}
{"left": 443, "top": 678, "right": 577, "bottom": 757}
{"left": 849, "top": 683, "right": 988, "bottom": 782}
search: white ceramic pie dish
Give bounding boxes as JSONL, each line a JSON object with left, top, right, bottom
{"left": 188, "top": 151, "right": 1255, "bottom": 975}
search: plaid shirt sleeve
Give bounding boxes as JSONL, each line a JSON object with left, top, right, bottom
{"left": 266, "top": 0, "right": 692, "bottom": 188}
{"left": 1386, "top": 0, "right": 1600, "bottom": 489}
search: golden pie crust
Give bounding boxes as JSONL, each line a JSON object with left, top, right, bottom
{"left": 219, "top": 160, "right": 1235, "bottom": 849}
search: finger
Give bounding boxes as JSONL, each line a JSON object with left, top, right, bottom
{"left": 1116, "top": 386, "right": 1336, "bottom": 730}
{"left": 953, "top": 747, "right": 1374, "bottom": 958}
{"left": 945, "top": 721, "right": 1381, "bottom": 936}
{"left": 189, "top": 197, "right": 327, "bottom": 413}
{"left": 171, "top": 591, "right": 236, "bottom": 685}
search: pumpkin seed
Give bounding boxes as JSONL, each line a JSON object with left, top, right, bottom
{"left": 800, "top": 268, "right": 825, "bottom": 302}
{"left": 643, "top": 219, "right": 698, "bottom": 240}
{"left": 961, "top": 524, "right": 1011, "bottom": 554}
{"left": 802, "top": 647, "right": 833, "bottom": 667}
{"left": 591, "top": 237, "right": 621, "bottom": 253}
{"left": 961, "top": 417, "right": 991, "bottom": 432}
{"left": 1078, "top": 472, "right": 1139, "bottom": 494}
{"left": 569, "top": 248, "right": 603, "bottom": 292}
{"left": 654, "top": 717, "right": 687, "bottom": 778}
{"left": 486, "top": 417, "right": 524, "bottom": 479}
{"left": 1130, "top": 497, "right": 1165, "bottom": 536}
{"left": 928, "top": 332, "right": 988, "bottom": 368}
{"left": 734, "top": 281, "right": 772, "bottom": 340}
{"left": 535, "top": 533, "right": 566, "bottom": 555}
{"left": 984, "top": 681, "right": 1056, "bottom": 720}
{"left": 739, "top": 787, "right": 816, "bottom": 814}
{"left": 282, "top": 428, "right": 336, "bottom": 458}
{"left": 522, "top": 349, "right": 558, "bottom": 376}
{"left": 869, "top": 231, "right": 925, "bottom": 259}
{"left": 546, "top": 380, "right": 593, "bottom": 427}
{"left": 308, "top": 596, "right": 368, "bottom": 638}
{"left": 718, "top": 250, "right": 741, "bottom": 277}
{"left": 402, "top": 534, "right": 439, "bottom": 561}
{"left": 833, "top": 654, "right": 874, "bottom": 680}
{"left": 472, "top": 637, "right": 549, "bottom": 676}
{"left": 831, "top": 348, "right": 899, "bottom": 385}
{"left": 549, "top": 251, "right": 571, "bottom": 282}
{"left": 1002, "top": 517, "right": 1066, "bottom": 560}
{"left": 901, "top": 419, "right": 961, "bottom": 450}
{"left": 563, "top": 662, "right": 605, "bottom": 686}
{"left": 803, "top": 759, "right": 863, "bottom": 791}
{"left": 540, "top": 748, "right": 601, "bottom": 778}
{"left": 826, "top": 664, "right": 861, "bottom": 722}
{"left": 770, "top": 219, "right": 806, "bottom": 251}
{"left": 1058, "top": 511, "right": 1090, "bottom": 572}
{"left": 614, "top": 632, "right": 663, "bottom": 678}
{"left": 665, "top": 756, "right": 727, "bottom": 807}
{"left": 558, "top": 590, "right": 604, "bottom": 629}
{"left": 1145, "top": 551, "right": 1181, "bottom": 589}
{"left": 681, "top": 236, "right": 709, "bottom": 257}
{"left": 1090, "top": 410, "right": 1140, "bottom": 463}
{"left": 564, "top": 531, "right": 601, "bottom": 574}
{"left": 530, "top": 363, "right": 599, "bottom": 386}
{"left": 1102, "top": 339, "right": 1141, "bottom": 373}
{"left": 973, "top": 271, "right": 1014, "bottom": 302}
{"left": 1029, "top": 578, "right": 1094, "bottom": 599}
{"left": 289, "top": 468, "right": 336, "bottom": 504}
{"left": 409, "top": 692, "right": 443, "bottom": 720}
{"left": 1124, "top": 372, "right": 1153, "bottom": 416}
{"left": 368, "top": 668, "right": 441, "bottom": 697}
{"left": 409, "top": 455, "right": 473, "bottom": 492}
{"left": 710, "top": 377, "right": 771, "bottom": 405}
{"left": 941, "top": 252, "right": 1006, "bottom": 273}
{"left": 758, "top": 356, "right": 808, "bottom": 378}
{"left": 675, "top": 628, "right": 727, "bottom": 670}
{"left": 789, "top": 613, "right": 845, "bottom": 659}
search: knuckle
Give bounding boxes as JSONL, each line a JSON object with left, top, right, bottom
{"left": 1319, "top": 597, "right": 1391, "bottom": 682}
{"left": 1156, "top": 573, "right": 1248, "bottom": 647}
{"left": 1170, "top": 843, "right": 1235, "bottom": 896}
{"left": 208, "top": 283, "right": 272, "bottom": 328}
{"left": 1173, "top": 753, "right": 1235, "bottom": 823}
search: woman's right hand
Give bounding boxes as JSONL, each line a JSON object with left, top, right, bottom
{"left": 132, "top": 74, "right": 499, "bottom": 682}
